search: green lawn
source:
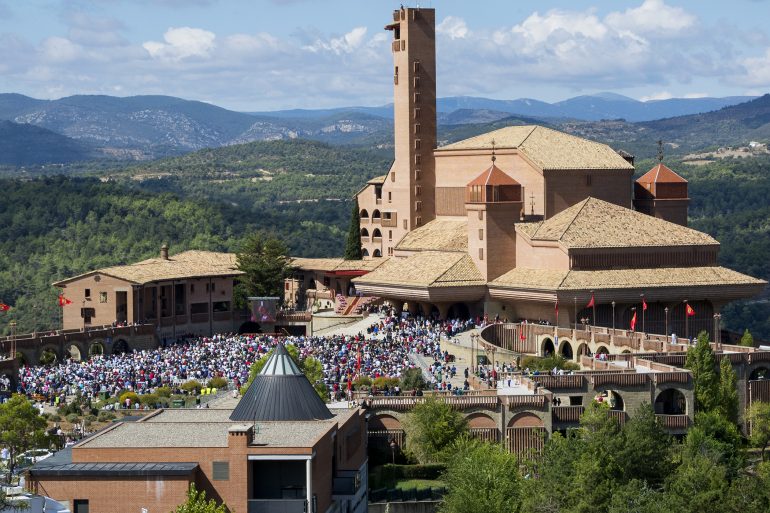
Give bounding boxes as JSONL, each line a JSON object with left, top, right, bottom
{"left": 394, "top": 479, "right": 445, "bottom": 491}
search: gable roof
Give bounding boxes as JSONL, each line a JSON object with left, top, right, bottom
{"left": 518, "top": 197, "right": 717, "bottom": 249}
{"left": 54, "top": 250, "right": 241, "bottom": 286}
{"left": 439, "top": 125, "right": 634, "bottom": 171}
{"left": 467, "top": 163, "right": 520, "bottom": 187}
{"left": 230, "top": 343, "right": 333, "bottom": 422}
{"left": 290, "top": 257, "right": 388, "bottom": 272}
{"left": 637, "top": 163, "right": 687, "bottom": 184}
{"left": 395, "top": 218, "right": 468, "bottom": 252}
{"left": 353, "top": 251, "right": 484, "bottom": 288}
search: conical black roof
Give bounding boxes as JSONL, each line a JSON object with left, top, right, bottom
{"left": 230, "top": 343, "right": 333, "bottom": 422}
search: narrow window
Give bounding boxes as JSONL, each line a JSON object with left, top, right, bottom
{"left": 414, "top": 169, "right": 422, "bottom": 181}
{"left": 394, "top": 66, "right": 399, "bottom": 85}
{"left": 479, "top": 248, "right": 484, "bottom": 260}
{"left": 99, "top": 292, "right": 108, "bottom": 303}
{"left": 415, "top": 154, "right": 421, "bottom": 165}
{"left": 84, "top": 288, "right": 91, "bottom": 299}
{"left": 391, "top": 173, "right": 396, "bottom": 182}
{"left": 413, "top": 61, "right": 421, "bottom": 73}
{"left": 478, "top": 210, "right": 484, "bottom": 220}
{"left": 414, "top": 107, "right": 421, "bottom": 119}
{"left": 414, "top": 92, "right": 421, "bottom": 104}
{"left": 388, "top": 192, "right": 392, "bottom": 202}
{"left": 479, "top": 229, "right": 484, "bottom": 241}
{"left": 414, "top": 123, "right": 421, "bottom": 134}
{"left": 403, "top": 220, "right": 408, "bottom": 230}
{"left": 414, "top": 139, "right": 421, "bottom": 150}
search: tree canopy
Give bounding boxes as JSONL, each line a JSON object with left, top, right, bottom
{"left": 172, "top": 484, "right": 228, "bottom": 513}
{"left": 235, "top": 232, "right": 292, "bottom": 307}
{"left": 344, "top": 197, "right": 362, "bottom": 260}
{"left": 402, "top": 396, "right": 468, "bottom": 464}
{"left": 241, "top": 344, "right": 327, "bottom": 401}
{"left": 0, "top": 394, "right": 49, "bottom": 479}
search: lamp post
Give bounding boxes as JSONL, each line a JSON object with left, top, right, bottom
{"left": 640, "top": 293, "right": 646, "bottom": 335}
{"left": 611, "top": 301, "right": 616, "bottom": 331}
{"left": 9, "top": 320, "right": 16, "bottom": 364}
{"left": 389, "top": 439, "right": 397, "bottom": 464}
{"left": 714, "top": 313, "right": 722, "bottom": 351}
{"left": 664, "top": 307, "right": 669, "bottom": 338}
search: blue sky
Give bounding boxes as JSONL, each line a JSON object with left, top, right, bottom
{"left": 1, "top": 0, "right": 769, "bottom": 111}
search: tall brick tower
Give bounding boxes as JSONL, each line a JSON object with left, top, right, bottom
{"left": 382, "top": 6, "right": 437, "bottom": 251}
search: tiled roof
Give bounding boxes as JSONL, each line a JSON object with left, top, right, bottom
{"left": 290, "top": 257, "right": 388, "bottom": 272}
{"left": 637, "top": 163, "right": 687, "bottom": 184}
{"left": 490, "top": 266, "right": 766, "bottom": 291}
{"left": 54, "top": 250, "right": 242, "bottom": 286}
{"left": 467, "top": 163, "right": 520, "bottom": 186}
{"left": 353, "top": 251, "right": 484, "bottom": 288}
{"left": 439, "top": 125, "right": 634, "bottom": 171}
{"left": 395, "top": 218, "right": 468, "bottom": 252}
{"left": 367, "top": 175, "right": 387, "bottom": 184}
{"left": 521, "top": 197, "right": 717, "bottom": 248}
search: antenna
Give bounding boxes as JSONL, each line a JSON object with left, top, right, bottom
{"left": 657, "top": 139, "right": 664, "bottom": 162}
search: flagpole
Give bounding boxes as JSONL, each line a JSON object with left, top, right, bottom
{"left": 591, "top": 290, "right": 596, "bottom": 327}
{"left": 684, "top": 299, "right": 689, "bottom": 341}
{"left": 641, "top": 293, "right": 645, "bottom": 335}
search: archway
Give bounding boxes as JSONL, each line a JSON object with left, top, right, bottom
{"left": 360, "top": 228, "right": 369, "bottom": 238}
{"left": 559, "top": 341, "right": 573, "bottom": 360}
{"left": 373, "top": 249, "right": 382, "bottom": 257}
{"left": 360, "top": 209, "right": 369, "bottom": 219}
{"left": 89, "top": 342, "right": 105, "bottom": 357}
{"left": 370, "top": 414, "right": 402, "bottom": 430}
{"left": 362, "top": 249, "right": 370, "bottom": 257}
{"left": 655, "top": 388, "right": 687, "bottom": 415}
{"left": 576, "top": 343, "right": 590, "bottom": 359}
{"left": 39, "top": 348, "right": 58, "bottom": 366}
{"left": 467, "top": 413, "right": 496, "bottom": 429}
{"left": 447, "top": 303, "right": 470, "bottom": 320}
{"left": 67, "top": 344, "right": 82, "bottom": 361}
{"left": 596, "top": 345, "right": 610, "bottom": 355}
{"left": 507, "top": 412, "right": 544, "bottom": 428}
{"left": 112, "top": 339, "right": 130, "bottom": 354}
{"left": 372, "top": 228, "right": 382, "bottom": 239}
{"left": 542, "top": 338, "right": 555, "bottom": 357}
{"left": 750, "top": 366, "right": 770, "bottom": 380}
{"left": 596, "top": 390, "right": 624, "bottom": 411}
{"left": 372, "top": 209, "right": 381, "bottom": 220}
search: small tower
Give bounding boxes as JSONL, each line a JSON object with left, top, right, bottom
{"left": 466, "top": 151, "right": 523, "bottom": 281}
{"left": 633, "top": 162, "right": 689, "bottom": 226}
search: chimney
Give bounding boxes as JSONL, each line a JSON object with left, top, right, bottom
{"left": 160, "top": 244, "right": 169, "bottom": 260}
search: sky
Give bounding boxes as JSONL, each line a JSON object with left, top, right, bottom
{"left": 1, "top": 0, "right": 769, "bottom": 111}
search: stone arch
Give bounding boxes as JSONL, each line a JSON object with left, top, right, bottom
{"left": 360, "top": 209, "right": 369, "bottom": 219}
{"left": 655, "top": 387, "right": 687, "bottom": 415}
{"left": 67, "top": 344, "right": 82, "bottom": 361}
{"left": 373, "top": 249, "right": 382, "bottom": 258}
{"left": 362, "top": 249, "right": 370, "bottom": 257}
{"left": 508, "top": 412, "right": 544, "bottom": 428}
{"left": 448, "top": 302, "right": 470, "bottom": 320}
{"left": 89, "top": 341, "right": 105, "bottom": 357}
{"left": 369, "top": 413, "right": 402, "bottom": 430}
{"left": 372, "top": 228, "right": 382, "bottom": 238}
{"left": 372, "top": 209, "right": 381, "bottom": 220}
{"left": 750, "top": 366, "right": 770, "bottom": 381}
{"left": 576, "top": 342, "right": 590, "bottom": 360}
{"left": 541, "top": 337, "right": 555, "bottom": 357}
{"left": 596, "top": 345, "right": 610, "bottom": 355}
{"left": 112, "top": 339, "right": 130, "bottom": 354}
{"left": 596, "top": 389, "right": 624, "bottom": 411}
{"left": 360, "top": 228, "right": 369, "bottom": 238}
{"left": 621, "top": 349, "right": 632, "bottom": 354}
{"left": 467, "top": 412, "right": 496, "bottom": 429}
{"left": 559, "top": 341, "right": 573, "bottom": 360}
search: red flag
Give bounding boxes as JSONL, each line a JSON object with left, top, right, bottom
{"left": 554, "top": 299, "right": 559, "bottom": 318}
{"left": 347, "top": 377, "right": 352, "bottom": 392}
{"left": 356, "top": 347, "right": 361, "bottom": 374}
{"left": 0, "top": 303, "right": 10, "bottom": 312}
{"left": 686, "top": 304, "right": 696, "bottom": 317}
{"left": 58, "top": 295, "right": 72, "bottom": 307}
{"left": 642, "top": 297, "right": 648, "bottom": 311}
{"left": 630, "top": 311, "right": 638, "bottom": 331}
{"left": 520, "top": 321, "right": 526, "bottom": 341}
{"left": 586, "top": 295, "right": 595, "bottom": 309}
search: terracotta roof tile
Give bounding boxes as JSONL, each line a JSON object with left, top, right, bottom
{"left": 395, "top": 218, "right": 468, "bottom": 252}
{"left": 353, "top": 251, "right": 484, "bottom": 288}
{"left": 637, "top": 163, "right": 687, "bottom": 184}
{"left": 467, "top": 163, "right": 520, "bottom": 187}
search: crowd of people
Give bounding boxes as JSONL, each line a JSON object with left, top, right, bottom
{"left": 16, "top": 312, "right": 475, "bottom": 406}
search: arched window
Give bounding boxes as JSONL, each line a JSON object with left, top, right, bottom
{"left": 373, "top": 228, "right": 382, "bottom": 239}
{"left": 360, "top": 209, "right": 369, "bottom": 219}
{"left": 372, "top": 209, "right": 382, "bottom": 219}
{"left": 373, "top": 249, "right": 382, "bottom": 257}
{"left": 360, "top": 228, "right": 369, "bottom": 238}
{"left": 362, "top": 249, "right": 370, "bottom": 257}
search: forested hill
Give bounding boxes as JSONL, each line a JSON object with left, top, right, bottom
{"left": 0, "top": 120, "right": 94, "bottom": 165}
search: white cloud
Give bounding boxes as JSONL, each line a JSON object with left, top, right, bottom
{"left": 639, "top": 91, "right": 673, "bottom": 101}
{"left": 41, "top": 37, "right": 82, "bottom": 62}
{"left": 303, "top": 26, "right": 368, "bottom": 54}
{"left": 437, "top": 16, "right": 469, "bottom": 40}
{"left": 143, "top": 27, "right": 216, "bottom": 61}
{"left": 605, "top": 0, "right": 696, "bottom": 36}
{"left": 736, "top": 48, "right": 770, "bottom": 87}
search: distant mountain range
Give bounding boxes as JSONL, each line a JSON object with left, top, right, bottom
{"left": 0, "top": 91, "right": 764, "bottom": 165}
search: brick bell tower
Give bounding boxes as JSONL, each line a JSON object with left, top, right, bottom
{"left": 465, "top": 151, "right": 523, "bottom": 281}
{"left": 380, "top": 6, "right": 437, "bottom": 253}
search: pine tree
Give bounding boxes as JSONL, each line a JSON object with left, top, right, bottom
{"left": 740, "top": 329, "right": 754, "bottom": 347}
{"left": 718, "top": 357, "right": 739, "bottom": 423}
{"left": 344, "top": 198, "right": 362, "bottom": 260}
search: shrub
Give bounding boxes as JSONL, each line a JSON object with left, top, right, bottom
{"left": 85, "top": 414, "right": 96, "bottom": 422}
{"left": 97, "top": 412, "right": 116, "bottom": 422}
{"left": 521, "top": 355, "right": 579, "bottom": 372}
{"left": 207, "top": 377, "right": 228, "bottom": 390}
{"left": 65, "top": 413, "right": 80, "bottom": 424}
{"left": 180, "top": 380, "right": 203, "bottom": 395}
{"left": 139, "top": 394, "right": 159, "bottom": 407}
{"left": 401, "top": 368, "right": 427, "bottom": 391}
{"left": 354, "top": 376, "right": 373, "bottom": 389}
{"left": 83, "top": 418, "right": 92, "bottom": 428}
{"left": 119, "top": 391, "right": 140, "bottom": 407}
{"left": 373, "top": 377, "right": 400, "bottom": 390}
{"left": 156, "top": 386, "right": 172, "bottom": 397}
{"left": 49, "top": 414, "right": 61, "bottom": 422}
{"left": 377, "top": 464, "right": 447, "bottom": 488}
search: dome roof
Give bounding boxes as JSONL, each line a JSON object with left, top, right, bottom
{"left": 229, "top": 343, "right": 333, "bottom": 422}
